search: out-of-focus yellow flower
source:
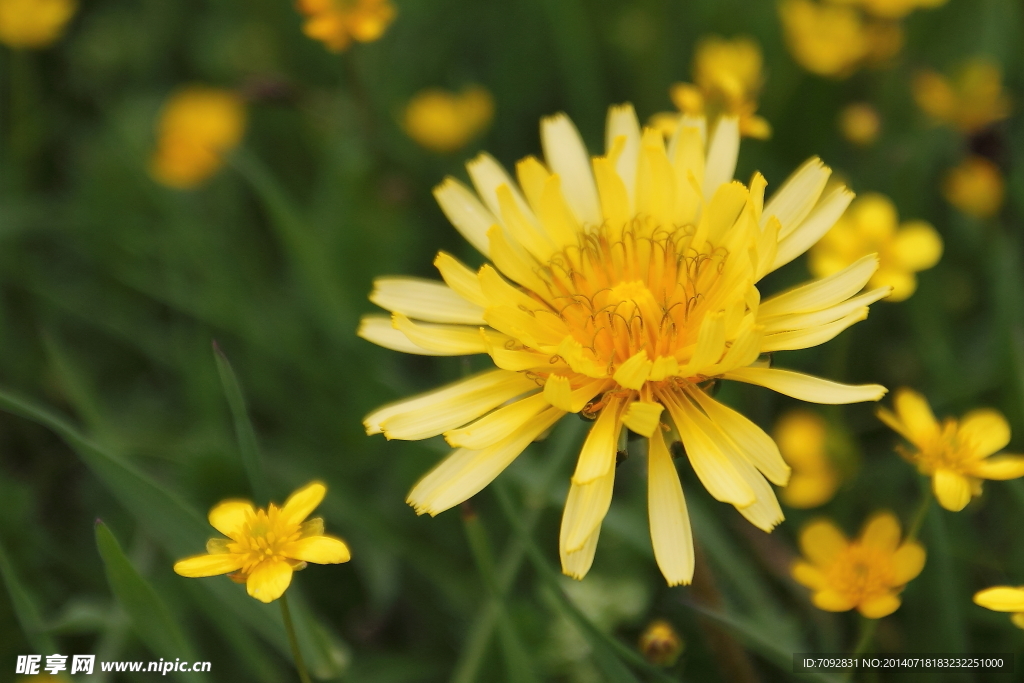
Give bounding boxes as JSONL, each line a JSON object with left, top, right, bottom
{"left": 943, "top": 156, "right": 1004, "bottom": 219}
{"left": 878, "top": 389, "right": 1024, "bottom": 512}
{"left": 659, "top": 36, "right": 771, "bottom": 139}
{"left": 296, "top": 0, "right": 395, "bottom": 53}
{"left": 638, "top": 619, "right": 684, "bottom": 667}
{"left": 912, "top": 59, "right": 1011, "bottom": 134}
{"left": 792, "top": 512, "right": 925, "bottom": 618}
{"left": 974, "top": 586, "right": 1024, "bottom": 629}
{"left": 827, "top": 0, "right": 947, "bottom": 20}
{"left": 839, "top": 103, "right": 881, "bottom": 146}
{"left": 809, "top": 193, "right": 942, "bottom": 302}
{"left": 0, "top": 0, "right": 75, "bottom": 49}
{"left": 150, "top": 87, "right": 246, "bottom": 190}
{"left": 174, "top": 482, "right": 351, "bottom": 603}
{"left": 403, "top": 86, "right": 495, "bottom": 153}
{"left": 774, "top": 410, "right": 840, "bottom": 508}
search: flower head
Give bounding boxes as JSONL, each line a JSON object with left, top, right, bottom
{"left": 973, "top": 586, "right": 1024, "bottom": 629}
{"left": 173, "top": 482, "right": 350, "bottom": 603}
{"left": 0, "top": 0, "right": 75, "bottom": 49}
{"left": 150, "top": 87, "right": 246, "bottom": 189}
{"left": 792, "top": 512, "right": 925, "bottom": 617}
{"left": 878, "top": 389, "right": 1024, "bottom": 511}
{"left": 839, "top": 103, "right": 881, "bottom": 146}
{"left": 943, "top": 156, "right": 1004, "bottom": 219}
{"left": 403, "top": 86, "right": 495, "bottom": 153}
{"left": 361, "top": 105, "right": 890, "bottom": 586}
{"left": 913, "top": 58, "right": 1011, "bottom": 134}
{"left": 809, "top": 193, "right": 942, "bottom": 302}
{"left": 659, "top": 36, "right": 771, "bottom": 139}
{"left": 296, "top": 0, "right": 395, "bottom": 52}
{"left": 774, "top": 410, "right": 840, "bottom": 508}
{"left": 638, "top": 619, "right": 684, "bottom": 666}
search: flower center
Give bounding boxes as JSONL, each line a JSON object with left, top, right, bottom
{"left": 912, "top": 420, "right": 971, "bottom": 473}
{"left": 229, "top": 505, "right": 302, "bottom": 573}
{"left": 827, "top": 544, "right": 892, "bottom": 601}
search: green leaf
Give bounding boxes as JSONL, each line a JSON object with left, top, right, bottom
{"left": 94, "top": 521, "right": 200, "bottom": 680}
{"left": 0, "top": 532, "right": 57, "bottom": 653}
{"left": 213, "top": 341, "right": 269, "bottom": 503}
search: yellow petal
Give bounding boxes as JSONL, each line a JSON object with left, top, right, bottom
{"left": 560, "top": 521, "right": 602, "bottom": 580}
{"left": 621, "top": 401, "right": 664, "bottom": 438}
{"left": 762, "top": 157, "right": 829, "bottom": 239}
{"left": 605, "top": 104, "right": 642, "bottom": 207}
{"left": 890, "top": 542, "right": 926, "bottom": 585}
{"left": 967, "top": 455, "right": 1024, "bottom": 481}
{"left": 571, "top": 397, "right": 625, "bottom": 484}
{"left": 932, "top": 469, "right": 972, "bottom": 511}
{"left": 208, "top": 500, "right": 254, "bottom": 538}
{"left": 892, "top": 388, "right": 939, "bottom": 445}
{"left": 703, "top": 116, "right": 739, "bottom": 200}
{"left": 791, "top": 561, "right": 828, "bottom": 589}
{"left": 358, "top": 315, "right": 442, "bottom": 355}
{"left": 370, "top": 276, "right": 485, "bottom": 325}
{"left": 647, "top": 430, "right": 694, "bottom": 586}
{"left": 286, "top": 535, "right": 351, "bottom": 565}
{"left": 771, "top": 185, "right": 854, "bottom": 273}
{"left": 974, "top": 586, "right": 1024, "bottom": 612}
{"left": 782, "top": 471, "right": 839, "bottom": 508}
{"left": 246, "top": 559, "right": 294, "bottom": 603}
{"left": 391, "top": 313, "right": 492, "bottom": 355}
{"left": 758, "top": 253, "right": 878, "bottom": 318}
{"left": 1011, "top": 613, "right": 1024, "bottom": 630}
{"left": 859, "top": 511, "right": 901, "bottom": 553}
{"left": 561, "top": 467, "right": 616, "bottom": 553}
{"left": 280, "top": 482, "right": 326, "bottom": 526}
{"left": 812, "top": 589, "right": 857, "bottom": 612}
{"left": 858, "top": 593, "right": 901, "bottom": 619}
{"left": 613, "top": 349, "right": 652, "bottom": 390}
{"left": 958, "top": 408, "right": 1011, "bottom": 458}
{"left": 541, "top": 113, "right": 602, "bottom": 227}
{"left": 799, "top": 519, "right": 848, "bottom": 568}
{"left": 174, "top": 553, "right": 244, "bottom": 578}
{"left": 871, "top": 267, "right": 916, "bottom": 302}
{"left": 890, "top": 221, "right": 943, "bottom": 272}
{"left": 690, "top": 390, "right": 790, "bottom": 486}
{"left": 432, "top": 177, "right": 495, "bottom": 255}
{"left": 434, "top": 251, "right": 488, "bottom": 307}
{"left": 543, "top": 374, "right": 574, "bottom": 412}
{"left": 444, "top": 393, "right": 549, "bottom": 450}
{"left": 724, "top": 367, "right": 887, "bottom": 404}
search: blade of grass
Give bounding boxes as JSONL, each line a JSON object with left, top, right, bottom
{"left": 213, "top": 341, "right": 269, "bottom": 503}
{"left": 0, "top": 532, "right": 57, "bottom": 653}
{"left": 95, "top": 521, "right": 201, "bottom": 681}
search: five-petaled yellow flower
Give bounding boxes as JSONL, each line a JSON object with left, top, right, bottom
{"left": 403, "top": 86, "right": 495, "bottom": 153}
{"left": 943, "top": 156, "right": 1004, "bottom": 219}
{"left": 174, "top": 482, "right": 351, "bottom": 603}
{"left": 912, "top": 58, "right": 1011, "bottom": 134}
{"left": 809, "top": 192, "right": 942, "bottom": 302}
{"left": 654, "top": 36, "right": 771, "bottom": 140}
{"left": 150, "top": 86, "right": 247, "bottom": 189}
{"left": 973, "top": 586, "right": 1024, "bottom": 629}
{"left": 878, "top": 389, "right": 1024, "bottom": 511}
{"left": 0, "top": 0, "right": 75, "bottom": 49}
{"left": 360, "top": 103, "right": 891, "bottom": 586}
{"left": 295, "top": 0, "right": 396, "bottom": 53}
{"left": 774, "top": 410, "right": 840, "bottom": 508}
{"left": 792, "top": 512, "right": 925, "bottom": 618}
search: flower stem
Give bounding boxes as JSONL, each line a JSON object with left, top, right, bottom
{"left": 280, "top": 593, "right": 312, "bottom": 683}
{"left": 907, "top": 482, "right": 933, "bottom": 542}
{"left": 845, "top": 616, "right": 878, "bottom": 681}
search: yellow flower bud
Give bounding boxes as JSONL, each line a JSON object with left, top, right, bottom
{"left": 638, "top": 619, "right": 684, "bottom": 666}
{"left": 943, "top": 156, "right": 1004, "bottom": 219}
{"left": 0, "top": 0, "right": 75, "bottom": 49}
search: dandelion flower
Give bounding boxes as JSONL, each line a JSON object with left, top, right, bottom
{"left": 361, "top": 106, "right": 890, "bottom": 586}
{"left": 943, "top": 156, "right": 1004, "bottom": 219}
{"left": 839, "top": 103, "right": 881, "bottom": 146}
{"left": 639, "top": 619, "right": 684, "bottom": 666}
{"left": 774, "top": 410, "right": 840, "bottom": 508}
{"left": 809, "top": 193, "right": 942, "bottom": 302}
{"left": 878, "top": 389, "right": 1024, "bottom": 511}
{"left": 403, "top": 86, "right": 495, "bottom": 154}
{"left": 0, "top": 0, "right": 75, "bottom": 49}
{"left": 173, "top": 482, "right": 350, "bottom": 603}
{"left": 659, "top": 36, "right": 771, "bottom": 140}
{"left": 913, "top": 58, "right": 1011, "bottom": 134}
{"left": 792, "top": 512, "right": 925, "bottom": 617}
{"left": 296, "top": 0, "right": 395, "bottom": 53}
{"left": 973, "top": 586, "right": 1024, "bottom": 629}
{"left": 150, "top": 86, "right": 246, "bottom": 190}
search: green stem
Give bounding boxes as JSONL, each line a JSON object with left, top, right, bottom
{"left": 844, "top": 617, "right": 878, "bottom": 682}
{"left": 906, "top": 482, "right": 932, "bottom": 542}
{"left": 280, "top": 594, "right": 312, "bottom": 683}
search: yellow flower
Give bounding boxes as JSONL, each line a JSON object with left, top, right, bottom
{"left": 403, "top": 86, "right": 495, "bottom": 154}
{"left": 912, "top": 58, "right": 1011, "bottom": 134}
{"left": 296, "top": 0, "right": 395, "bottom": 53}
{"left": 878, "top": 389, "right": 1024, "bottom": 512}
{"left": 661, "top": 36, "right": 771, "bottom": 139}
{"left": 838, "top": 103, "right": 881, "bottom": 146}
{"left": 173, "top": 482, "right": 351, "bottom": 603}
{"left": 827, "top": 0, "right": 947, "bottom": 20}
{"left": 792, "top": 513, "right": 925, "bottom": 617}
{"left": 0, "top": 0, "right": 75, "bottom": 49}
{"left": 638, "top": 619, "right": 684, "bottom": 666}
{"left": 809, "top": 193, "right": 942, "bottom": 302}
{"left": 149, "top": 87, "right": 246, "bottom": 190}
{"left": 774, "top": 410, "right": 839, "bottom": 508}
{"left": 943, "top": 156, "right": 1004, "bottom": 219}
{"left": 360, "top": 105, "right": 892, "bottom": 586}
{"left": 973, "top": 586, "right": 1024, "bottom": 629}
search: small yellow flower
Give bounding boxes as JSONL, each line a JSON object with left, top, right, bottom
{"left": 296, "top": 0, "right": 395, "bottom": 53}
{"left": 0, "top": 0, "right": 75, "bottom": 49}
{"left": 973, "top": 586, "right": 1024, "bottom": 629}
{"left": 827, "top": 0, "right": 947, "bottom": 20}
{"left": 660, "top": 36, "right": 771, "bottom": 139}
{"left": 403, "top": 86, "right": 495, "bottom": 154}
{"left": 774, "top": 410, "right": 840, "bottom": 508}
{"left": 878, "top": 389, "right": 1024, "bottom": 512}
{"left": 174, "top": 482, "right": 351, "bottom": 603}
{"left": 912, "top": 58, "right": 1011, "bottom": 134}
{"left": 943, "top": 156, "right": 1004, "bottom": 219}
{"left": 149, "top": 87, "right": 246, "bottom": 190}
{"left": 792, "top": 512, "right": 925, "bottom": 618}
{"left": 809, "top": 193, "right": 942, "bottom": 302}
{"left": 638, "top": 619, "right": 684, "bottom": 666}
{"left": 838, "top": 103, "right": 881, "bottom": 146}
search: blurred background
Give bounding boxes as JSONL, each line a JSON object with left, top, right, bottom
{"left": 1, "top": 0, "right": 1024, "bottom": 680}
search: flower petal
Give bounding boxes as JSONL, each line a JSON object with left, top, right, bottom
{"left": 280, "top": 482, "right": 326, "bottom": 526}
{"left": 799, "top": 519, "right": 848, "bottom": 568}
{"left": 370, "top": 277, "right": 486, "bottom": 325}
{"left": 761, "top": 156, "right": 829, "bottom": 238}
{"left": 958, "top": 408, "right": 1011, "bottom": 458}
{"left": 703, "top": 116, "right": 740, "bottom": 200}
{"left": 541, "top": 113, "right": 602, "bottom": 227}
{"left": 812, "top": 589, "right": 857, "bottom": 612}
{"left": 286, "top": 535, "right": 351, "bottom": 565}
{"left": 433, "top": 177, "right": 496, "bottom": 255}
{"left": 974, "top": 586, "right": 1024, "bottom": 612}
{"left": 759, "top": 253, "right": 879, "bottom": 318}
{"left": 358, "top": 315, "right": 443, "bottom": 355}
{"left": 208, "top": 500, "right": 254, "bottom": 538}
{"left": 560, "top": 522, "right": 602, "bottom": 580}
{"left": 444, "top": 393, "right": 550, "bottom": 450}
{"left": 770, "top": 185, "right": 855, "bottom": 273}
{"left": 560, "top": 467, "right": 615, "bottom": 554}
{"left": 174, "top": 553, "right": 244, "bottom": 578}
{"left": 967, "top": 455, "right": 1024, "bottom": 480}
{"left": 246, "top": 559, "right": 294, "bottom": 603}
{"left": 858, "top": 592, "right": 901, "bottom": 619}
{"left": 890, "top": 542, "right": 926, "bottom": 585}
{"left": 647, "top": 430, "right": 695, "bottom": 586}
{"left": 859, "top": 512, "right": 901, "bottom": 553}
{"left": 571, "top": 396, "right": 626, "bottom": 484}
{"left": 724, "top": 367, "right": 887, "bottom": 404}
{"left": 791, "top": 561, "right": 828, "bottom": 589}
{"left": 932, "top": 469, "right": 972, "bottom": 511}
{"left": 890, "top": 221, "right": 943, "bottom": 272}
{"left": 892, "top": 388, "right": 940, "bottom": 445}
